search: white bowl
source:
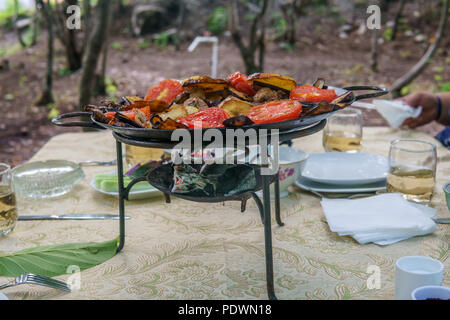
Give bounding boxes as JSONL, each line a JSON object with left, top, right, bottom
{"left": 254, "top": 146, "right": 308, "bottom": 198}
{"left": 411, "top": 286, "right": 450, "bottom": 300}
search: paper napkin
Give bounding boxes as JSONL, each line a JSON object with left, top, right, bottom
{"left": 373, "top": 99, "right": 422, "bottom": 128}
{"left": 321, "top": 193, "right": 437, "bottom": 245}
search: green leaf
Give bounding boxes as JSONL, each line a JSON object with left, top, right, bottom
{"left": 0, "top": 237, "right": 119, "bottom": 277}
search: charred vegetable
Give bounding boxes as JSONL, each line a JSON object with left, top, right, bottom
{"left": 218, "top": 96, "right": 253, "bottom": 117}
{"left": 223, "top": 115, "right": 254, "bottom": 128}
{"left": 229, "top": 87, "right": 253, "bottom": 102}
{"left": 182, "top": 76, "right": 228, "bottom": 93}
{"left": 183, "top": 97, "right": 209, "bottom": 110}
{"left": 248, "top": 73, "right": 297, "bottom": 93}
{"left": 253, "top": 87, "right": 287, "bottom": 103}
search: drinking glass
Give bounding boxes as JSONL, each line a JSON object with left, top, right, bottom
{"left": 125, "top": 145, "right": 166, "bottom": 168}
{"left": 387, "top": 139, "right": 437, "bottom": 203}
{"left": 322, "top": 107, "right": 363, "bottom": 153}
{"left": 0, "top": 163, "right": 17, "bottom": 236}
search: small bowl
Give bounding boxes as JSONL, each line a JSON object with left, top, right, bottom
{"left": 443, "top": 181, "right": 450, "bottom": 211}
{"left": 12, "top": 160, "right": 85, "bottom": 198}
{"left": 254, "top": 146, "right": 308, "bottom": 198}
{"left": 411, "top": 285, "right": 450, "bottom": 300}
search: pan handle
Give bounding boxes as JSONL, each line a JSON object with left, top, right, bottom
{"left": 51, "top": 112, "right": 105, "bottom": 129}
{"left": 343, "top": 85, "right": 388, "bottom": 101}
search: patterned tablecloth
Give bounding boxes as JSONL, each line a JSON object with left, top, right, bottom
{"left": 2, "top": 127, "right": 449, "bottom": 300}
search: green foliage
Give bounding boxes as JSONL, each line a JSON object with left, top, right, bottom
{"left": 383, "top": 27, "right": 393, "bottom": 42}
{"left": 137, "top": 39, "right": 150, "bottom": 50}
{"left": 272, "top": 12, "right": 286, "bottom": 40}
{"left": 111, "top": 41, "right": 122, "bottom": 50}
{"left": 47, "top": 106, "right": 59, "bottom": 120}
{"left": 208, "top": 7, "right": 228, "bottom": 35}
{"left": 154, "top": 32, "right": 170, "bottom": 48}
{"left": 400, "top": 84, "right": 413, "bottom": 96}
{"left": 105, "top": 77, "right": 117, "bottom": 100}
{"left": 0, "top": 0, "right": 34, "bottom": 28}
{"left": 0, "top": 237, "right": 119, "bottom": 277}
{"left": 279, "top": 41, "right": 294, "bottom": 52}
{"left": 438, "top": 82, "right": 450, "bottom": 92}
{"left": 57, "top": 67, "right": 72, "bottom": 77}
{"left": 18, "top": 75, "right": 27, "bottom": 86}
{"left": 4, "top": 93, "right": 15, "bottom": 100}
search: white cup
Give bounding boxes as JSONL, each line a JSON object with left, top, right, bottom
{"left": 395, "top": 256, "right": 444, "bottom": 300}
{"left": 411, "top": 285, "right": 450, "bottom": 300}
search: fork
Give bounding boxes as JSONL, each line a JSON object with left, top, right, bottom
{"left": 0, "top": 274, "right": 71, "bottom": 292}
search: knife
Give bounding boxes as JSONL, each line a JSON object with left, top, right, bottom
{"left": 433, "top": 218, "right": 450, "bottom": 224}
{"left": 18, "top": 214, "right": 131, "bottom": 221}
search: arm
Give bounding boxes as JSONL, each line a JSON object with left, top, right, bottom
{"left": 401, "top": 92, "right": 450, "bottom": 128}
{"left": 437, "top": 92, "right": 450, "bottom": 126}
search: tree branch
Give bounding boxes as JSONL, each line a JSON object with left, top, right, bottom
{"left": 390, "top": 0, "right": 449, "bottom": 97}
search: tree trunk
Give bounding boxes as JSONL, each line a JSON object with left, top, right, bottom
{"left": 391, "top": 0, "right": 406, "bottom": 41}
{"left": 390, "top": 0, "right": 449, "bottom": 97}
{"left": 36, "top": 0, "right": 55, "bottom": 106}
{"left": 175, "top": 0, "right": 185, "bottom": 51}
{"left": 82, "top": 0, "right": 91, "bottom": 56}
{"left": 13, "top": 0, "right": 27, "bottom": 48}
{"left": 94, "top": 3, "right": 113, "bottom": 96}
{"left": 228, "top": 0, "right": 269, "bottom": 74}
{"left": 370, "top": 29, "right": 378, "bottom": 72}
{"left": 79, "top": 0, "right": 112, "bottom": 112}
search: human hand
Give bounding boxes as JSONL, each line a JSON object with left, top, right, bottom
{"left": 399, "top": 92, "right": 439, "bottom": 128}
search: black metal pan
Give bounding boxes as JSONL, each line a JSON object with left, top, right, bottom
{"left": 52, "top": 85, "right": 387, "bottom": 141}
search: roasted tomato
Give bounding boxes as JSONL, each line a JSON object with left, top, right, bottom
{"left": 177, "top": 107, "right": 229, "bottom": 128}
{"left": 247, "top": 100, "right": 302, "bottom": 124}
{"left": 144, "top": 79, "right": 183, "bottom": 104}
{"left": 227, "top": 72, "right": 257, "bottom": 96}
{"left": 290, "top": 84, "right": 338, "bottom": 103}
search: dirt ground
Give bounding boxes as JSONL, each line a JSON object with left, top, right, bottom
{"left": 0, "top": 25, "right": 448, "bottom": 167}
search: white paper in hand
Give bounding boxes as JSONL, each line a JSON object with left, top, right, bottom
{"left": 321, "top": 193, "right": 437, "bottom": 245}
{"left": 373, "top": 99, "right": 422, "bottom": 128}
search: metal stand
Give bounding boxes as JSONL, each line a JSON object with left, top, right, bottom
{"left": 112, "top": 120, "right": 326, "bottom": 300}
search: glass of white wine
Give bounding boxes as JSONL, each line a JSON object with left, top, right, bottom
{"left": 0, "top": 163, "right": 17, "bottom": 236}
{"left": 387, "top": 139, "right": 437, "bottom": 203}
{"left": 323, "top": 107, "right": 363, "bottom": 153}
{"left": 125, "top": 145, "right": 166, "bottom": 168}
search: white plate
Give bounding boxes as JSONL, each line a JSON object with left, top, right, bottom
{"left": 301, "top": 153, "right": 389, "bottom": 185}
{"left": 90, "top": 178, "right": 162, "bottom": 200}
{"left": 0, "top": 292, "right": 8, "bottom": 300}
{"left": 295, "top": 176, "right": 386, "bottom": 194}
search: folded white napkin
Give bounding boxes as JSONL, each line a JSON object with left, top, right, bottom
{"left": 373, "top": 99, "right": 422, "bottom": 128}
{"left": 321, "top": 193, "right": 437, "bottom": 245}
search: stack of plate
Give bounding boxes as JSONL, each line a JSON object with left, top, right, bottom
{"left": 295, "top": 153, "right": 388, "bottom": 194}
